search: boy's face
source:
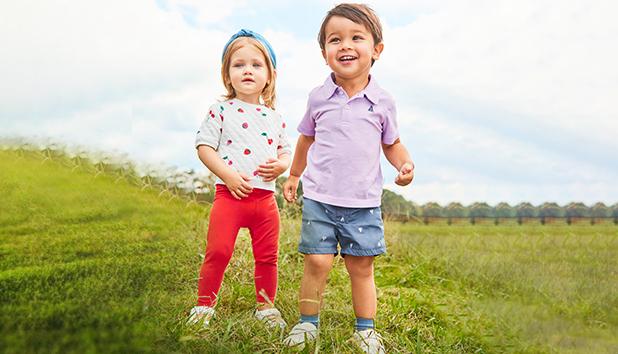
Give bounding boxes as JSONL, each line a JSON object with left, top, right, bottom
{"left": 228, "top": 43, "right": 270, "bottom": 103}
{"left": 322, "top": 16, "right": 383, "bottom": 83}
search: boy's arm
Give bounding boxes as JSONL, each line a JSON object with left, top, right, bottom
{"left": 197, "top": 145, "right": 253, "bottom": 199}
{"left": 283, "top": 134, "right": 315, "bottom": 202}
{"left": 382, "top": 138, "right": 415, "bottom": 186}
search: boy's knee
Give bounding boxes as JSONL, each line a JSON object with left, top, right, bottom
{"left": 305, "top": 255, "right": 333, "bottom": 276}
{"left": 345, "top": 257, "right": 374, "bottom": 278}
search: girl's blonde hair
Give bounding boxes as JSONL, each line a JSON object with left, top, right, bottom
{"left": 221, "top": 37, "right": 277, "bottom": 109}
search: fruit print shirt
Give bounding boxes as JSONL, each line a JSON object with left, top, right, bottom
{"left": 195, "top": 98, "right": 291, "bottom": 192}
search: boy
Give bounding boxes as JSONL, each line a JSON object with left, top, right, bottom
{"left": 283, "top": 3, "right": 414, "bottom": 353}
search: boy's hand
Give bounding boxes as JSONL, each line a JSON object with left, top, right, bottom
{"left": 257, "top": 157, "right": 287, "bottom": 182}
{"left": 223, "top": 172, "right": 254, "bottom": 199}
{"left": 394, "top": 162, "right": 414, "bottom": 186}
{"left": 283, "top": 175, "right": 300, "bottom": 203}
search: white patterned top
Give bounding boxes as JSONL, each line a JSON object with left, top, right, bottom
{"left": 195, "top": 98, "right": 291, "bottom": 191}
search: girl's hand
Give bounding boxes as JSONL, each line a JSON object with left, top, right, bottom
{"left": 394, "top": 162, "right": 414, "bottom": 186}
{"left": 223, "top": 172, "right": 254, "bottom": 199}
{"left": 257, "top": 157, "right": 287, "bottom": 182}
{"left": 283, "top": 175, "right": 300, "bottom": 202}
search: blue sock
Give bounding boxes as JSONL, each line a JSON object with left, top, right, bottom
{"left": 300, "top": 314, "right": 319, "bottom": 327}
{"left": 355, "top": 317, "right": 374, "bottom": 331}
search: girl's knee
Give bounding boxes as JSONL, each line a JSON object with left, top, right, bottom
{"left": 205, "top": 247, "right": 234, "bottom": 264}
{"left": 254, "top": 253, "right": 277, "bottom": 266}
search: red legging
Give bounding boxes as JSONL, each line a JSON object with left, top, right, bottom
{"left": 197, "top": 184, "right": 280, "bottom": 307}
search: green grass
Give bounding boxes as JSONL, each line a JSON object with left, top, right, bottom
{"left": 1, "top": 149, "right": 617, "bottom": 353}
{"left": 388, "top": 223, "right": 618, "bottom": 353}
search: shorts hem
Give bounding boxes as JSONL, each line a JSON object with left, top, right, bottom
{"left": 298, "top": 246, "right": 338, "bottom": 254}
{"left": 340, "top": 248, "right": 386, "bottom": 257}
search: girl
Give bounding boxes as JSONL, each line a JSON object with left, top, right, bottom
{"left": 188, "top": 29, "right": 291, "bottom": 329}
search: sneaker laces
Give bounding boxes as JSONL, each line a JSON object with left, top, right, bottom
{"left": 255, "top": 308, "right": 287, "bottom": 328}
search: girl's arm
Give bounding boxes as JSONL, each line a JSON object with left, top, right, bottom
{"left": 197, "top": 145, "right": 253, "bottom": 199}
{"left": 283, "top": 134, "right": 315, "bottom": 202}
{"left": 382, "top": 138, "right": 415, "bottom": 186}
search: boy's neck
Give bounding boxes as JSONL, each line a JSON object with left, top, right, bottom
{"left": 332, "top": 72, "right": 370, "bottom": 98}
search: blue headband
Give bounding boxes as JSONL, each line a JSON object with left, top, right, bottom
{"left": 222, "top": 29, "right": 277, "bottom": 69}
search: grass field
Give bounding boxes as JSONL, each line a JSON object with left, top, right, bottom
{"left": 1, "top": 149, "right": 617, "bottom": 353}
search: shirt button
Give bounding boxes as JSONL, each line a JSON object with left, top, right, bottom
{"left": 344, "top": 105, "right": 351, "bottom": 110}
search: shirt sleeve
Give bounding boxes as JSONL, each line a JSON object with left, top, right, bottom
{"left": 381, "top": 98, "right": 400, "bottom": 145}
{"left": 195, "top": 104, "right": 223, "bottom": 150}
{"left": 276, "top": 114, "right": 292, "bottom": 156}
{"left": 297, "top": 94, "right": 316, "bottom": 136}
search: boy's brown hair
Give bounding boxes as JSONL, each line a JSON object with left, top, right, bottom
{"left": 317, "top": 3, "right": 383, "bottom": 50}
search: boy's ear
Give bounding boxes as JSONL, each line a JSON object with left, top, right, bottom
{"left": 372, "top": 42, "right": 384, "bottom": 60}
{"left": 322, "top": 49, "right": 327, "bottom": 62}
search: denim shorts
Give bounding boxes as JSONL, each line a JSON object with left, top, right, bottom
{"left": 298, "top": 197, "right": 386, "bottom": 256}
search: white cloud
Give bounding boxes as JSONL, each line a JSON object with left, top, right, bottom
{"left": 165, "top": 0, "right": 249, "bottom": 26}
{"left": 0, "top": 1, "right": 227, "bottom": 119}
{"left": 381, "top": 0, "right": 618, "bottom": 145}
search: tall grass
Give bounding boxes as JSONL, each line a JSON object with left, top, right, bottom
{"left": 389, "top": 223, "right": 618, "bottom": 353}
{"left": 1, "top": 147, "right": 617, "bottom": 353}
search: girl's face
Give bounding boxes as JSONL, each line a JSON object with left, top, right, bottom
{"left": 322, "top": 16, "right": 383, "bottom": 84}
{"left": 228, "top": 44, "right": 270, "bottom": 104}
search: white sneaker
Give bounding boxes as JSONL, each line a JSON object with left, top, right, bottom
{"left": 352, "top": 329, "right": 385, "bottom": 354}
{"left": 187, "top": 306, "right": 215, "bottom": 328}
{"left": 283, "top": 322, "right": 318, "bottom": 349}
{"left": 255, "top": 307, "right": 287, "bottom": 329}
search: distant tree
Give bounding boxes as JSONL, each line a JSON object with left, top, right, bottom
{"left": 565, "top": 202, "right": 590, "bottom": 224}
{"left": 538, "top": 202, "right": 565, "bottom": 224}
{"left": 591, "top": 202, "right": 610, "bottom": 217}
{"left": 422, "top": 202, "right": 444, "bottom": 224}
{"left": 445, "top": 202, "right": 468, "bottom": 224}
{"left": 590, "top": 202, "right": 611, "bottom": 225}
{"left": 611, "top": 203, "right": 618, "bottom": 224}
{"left": 381, "top": 189, "right": 420, "bottom": 221}
{"left": 469, "top": 202, "right": 494, "bottom": 224}
{"left": 515, "top": 202, "right": 538, "bottom": 224}
{"left": 494, "top": 202, "right": 516, "bottom": 225}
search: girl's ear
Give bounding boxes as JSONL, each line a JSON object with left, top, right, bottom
{"left": 372, "top": 42, "right": 384, "bottom": 60}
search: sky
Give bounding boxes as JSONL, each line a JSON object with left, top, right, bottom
{"left": 1, "top": 0, "right": 617, "bottom": 206}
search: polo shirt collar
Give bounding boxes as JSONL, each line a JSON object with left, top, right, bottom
{"left": 322, "top": 73, "right": 380, "bottom": 104}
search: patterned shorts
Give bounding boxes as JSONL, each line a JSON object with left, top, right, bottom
{"left": 298, "top": 197, "right": 386, "bottom": 256}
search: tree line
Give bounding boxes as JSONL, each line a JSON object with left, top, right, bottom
{"left": 380, "top": 190, "right": 618, "bottom": 225}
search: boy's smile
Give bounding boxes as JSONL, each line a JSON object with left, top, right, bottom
{"left": 322, "top": 16, "right": 383, "bottom": 88}
{"left": 338, "top": 54, "right": 358, "bottom": 64}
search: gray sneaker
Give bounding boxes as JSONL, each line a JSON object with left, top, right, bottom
{"left": 352, "top": 329, "right": 385, "bottom": 354}
{"left": 283, "top": 322, "right": 318, "bottom": 349}
{"left": 187, "top": 306, "right": 215, "bottom": 329}
{"left": 254, "top": 307, "right": 287, "bottom": 329}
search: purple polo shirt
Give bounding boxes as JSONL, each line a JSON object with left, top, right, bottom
{"left": 298, "top": 74, "right": 399, "bottom": 208}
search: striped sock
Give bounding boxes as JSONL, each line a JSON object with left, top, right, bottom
{"left": 300, "top": 314, "right": 319, "bottom": 327}
{"left": 355, "top": 317, "right": 374, "bottom": 331}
